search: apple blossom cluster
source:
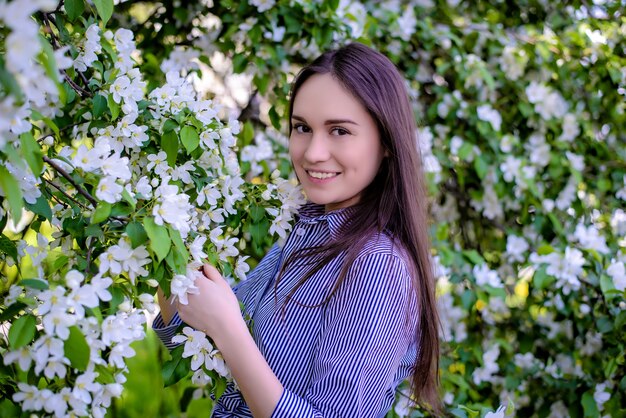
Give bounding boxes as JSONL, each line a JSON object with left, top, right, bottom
{"left": 171, "top": 326, "right": 230, "bottom": 386}
{"left": 0, "top": 0, "right": 63, "bottom": 146}
{"left": 2, "top": 270, "right": 148, "bottom": 418}
{"left": 416, "top": 127, "right": 443, "bottom": 185}
{"left": 1, "top": 4, "right": 305, "bottom": 416}
{"left": 240, "top": 131, "right": 287, "bottom": 179}
{"left": 0, "top": 0, "right": 74, "bottom": 209}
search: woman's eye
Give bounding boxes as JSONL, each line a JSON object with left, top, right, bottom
{"left": 294, "top": 124, "right": 311, "bottom": 134}
{"left": 331, "top": 127, "right": 350, "bottom": 136}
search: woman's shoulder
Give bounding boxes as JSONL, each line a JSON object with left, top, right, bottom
{"left": 346, "top": 231, "right": 415, "bottom": 293}
{"left": 356, "top": 230, "right": 411, "bottom": 266}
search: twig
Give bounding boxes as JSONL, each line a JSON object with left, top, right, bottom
{"left": 63, "top": 73, "right": 92, "bottom": 97}
{"left": 42, "top": 12, "right": 93, "bottom": 98}
{"left": 43, "top": 177, "right": 90, "bottom": 210}
{"left": 85, "top": 237, "right": 94, "bottom": 275}
{"left": 43, "top": 156, "right": 98, "bottom": 207}
{"left": 36, "top": 120, "right": 87, "bottom": 143}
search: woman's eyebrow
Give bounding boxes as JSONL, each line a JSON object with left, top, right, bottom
{"left": 291, "top": 114, "right": 359, "bottom": 126}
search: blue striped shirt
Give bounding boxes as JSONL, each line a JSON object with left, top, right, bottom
{"left": 153, "top": 203, "right": 419, "bottom": 417}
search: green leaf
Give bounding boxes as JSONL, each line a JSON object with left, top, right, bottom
{"left": 473, "top": 155, "right": 489, "bottom": 180}
{"left": 20, "top": 279, "right": 49, "bottom": 290}
{"left": 91, "top": 201, "right": 112, "bottom": 224}
{"left": 121, "top": 188, "right": 136, "bottom": 210}
{"left": 162, "top": 345, "right": 191, "bottom": 387}
{"left": 161, "top": 130, "right": 178, "bottom": 166}
{"left": 241, "top": 121, "right": 255, "bottom": 145}
{"left": 162, "top": 118, "right": 178, "bottom": 133}
{"left": 0, "top": 166, "right": 23, "bottom": 223}
{"left": 250, "top": 219, "right": 269, "bottom": 246}
{"left": 93, "top": 94, "right": 108, "bottom": 119}
{"left": 180, "top": 125, "right": 200, "bottom": 154}
{"left": 249, "top": 204, "right": 265, "bottom": 222}
{"left": 536, "top": 244, "right": 554, "bottom": 256}
{"left": 327, "top": 0, "right": 340, "bottom": 10}
{"left": 144, "top": 217, "right": 171, "bottom": 262}
{"left": 93, "top": 0, "right": 114, "bottom": 26}
{"left": 449, "top": 408, "right": 468, "bottom": 418}
{"left": 582, "top": 391, "right": 599, "bottom": 418}
{"left": 268, "top": 106, "right": 281, "bottom": 131}
{"left": 19, "top": 132, "right": 43, "bottom": 175}
{"left": 0, "top": 398, "right": 21, "bottom": 416}
{"left": 232, "top": 53, "right": 248, "bottom": 73}
{"left": 64, "top": 326, "right": 90, "bottom": 371}
{"left": 213, "top": 376, "right": 227, "bottom": 401}
{"left": 0, "top": 54, "right": 22, "bottom": 100}
{"left": 615, "top": 310, "right": 626, "bottom": 330}
{"left": 107, "top": 93, "right": 120, "bottom": 120}
{"left": 65, "top": 0, "right": 85, "bottom": 21}
{"left": 460, "top": 289, "right": 476, "bottom": 311}
{"left": 85, "top": 224, "right": 104, "bottom": 239}
{"left": 457, "top": 405, "right": 479, "bottom": 418}
{"left": 165, "top": 244, "right": 188, "bottom": 275}
{"left": 95, "top": 364, "right": 116, "bottom": 384}
{"left": 596, "top": 315, "right": 613, "bottom": 333}
{"left": 169, "top": 227, "right": 189, "bottom": 260}
{"left": 38, "top": 36, "right": 60, "bottom": 84}
{"left": 8, "top": 314, "right": 36, "bottom": 349}
{"left": 600, "top": 274, "right": 618, "bottom": 299}
{"left": 462, "top": 250, "right": 484, "bottom": 265}
{"left": 457, "top": 142, "right": 473, "bottom": 161}
{"left": 126, "top": 222, "right": 148, "bottom": 248}
{"left": 30, "top": 110, "right": 60, "bottom": 139}
{"left": 547, "top": 213, "right": 564, "bottom": 235}
{"left": 26, "top": 194, "right": 53, "bottom": 221}
{"left": 532, "top": 266, "right": 553, "bottom": 290}
{"left": 0, "top": 234, "right": 17, "bottom": 260}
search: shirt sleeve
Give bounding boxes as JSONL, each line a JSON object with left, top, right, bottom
{"left": 271, "top": 252, "right": 417, "bottom": 418}
{"left": 152, "top": 311, "right": 183, "bottom": 350}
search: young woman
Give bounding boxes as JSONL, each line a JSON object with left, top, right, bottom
{"left": 154, "top": 42, "right": 441, "bottom": 417}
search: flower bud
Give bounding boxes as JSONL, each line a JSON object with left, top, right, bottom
{"left": 118, "top": 299, "right": 132, "bottom": 312}
{"left": 146, "top": 279, "right": 159, "bottom": 288}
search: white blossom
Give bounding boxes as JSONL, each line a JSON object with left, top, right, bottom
{"left": 506, "top": 235, "right": 529, "bottom": 263}
{"left": 96, "top": 176, "right": 124, "bottom": 204}
{"left": 606, "top": 260, "right": 626, "bottom": 291}
{"left": 473, "top": 264, "right": 503, "bottom": 288}
{"left": 477, "top": 104, "right": 502, "bottom": 131}
{"left": 170, "top": 263, "right": 203, "bottom": 305}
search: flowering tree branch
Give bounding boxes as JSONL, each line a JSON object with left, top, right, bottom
{"left": 43, "top": 156, "right": 98, "bottom": 207}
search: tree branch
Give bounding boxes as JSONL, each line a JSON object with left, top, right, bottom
{"left": 43, "top": 177, "right": 90, "bottom": 211}
{"left": 43, "top": 156, "right": 98, "bottom": 207}
{"left": 42, "top": 12, "right": 93, "bottom": 98}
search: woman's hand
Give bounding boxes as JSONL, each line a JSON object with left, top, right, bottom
{"left": 176, "top": 264, "right": 244, "bottom": 345}
{"left": 179, "top": 265, "right": 284, "bottom": 417}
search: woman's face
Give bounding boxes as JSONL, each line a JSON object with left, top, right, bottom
{"left": 289, "top": 73, "right": 385, "bottom": 212}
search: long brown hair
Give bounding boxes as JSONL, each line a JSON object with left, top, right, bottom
{"left": 278, "top": 42, "right": 441, "bottom": 413}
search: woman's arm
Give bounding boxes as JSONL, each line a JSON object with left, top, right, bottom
{"left": 178, "top": 265, "right": 283, "bottom": 418}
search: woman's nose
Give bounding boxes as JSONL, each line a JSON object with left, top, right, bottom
{"left": 303, "top": 133, "right": 331, "bottom": 163}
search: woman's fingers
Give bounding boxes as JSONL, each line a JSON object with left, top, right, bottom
{"left": 201, "top": 264, "right": 232, "bottom": 291}
{"left": 202, "top": 263, "right": 221, "bottom": 280}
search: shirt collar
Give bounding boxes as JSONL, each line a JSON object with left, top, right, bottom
{"left": 297, "top": 202, "right": 357, "bottom": 240}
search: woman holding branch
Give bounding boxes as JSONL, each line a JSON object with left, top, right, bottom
{"left": 154, "top": 42, "right": 441, "bottom": 417}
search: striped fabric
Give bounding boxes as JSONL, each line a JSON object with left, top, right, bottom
{"left": 153, "top": 203, "right": 419, "bottom": 417}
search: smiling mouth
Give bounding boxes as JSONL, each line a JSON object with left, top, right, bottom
{"left": 306, "top": 170, "right": 340, "bottom": 179}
